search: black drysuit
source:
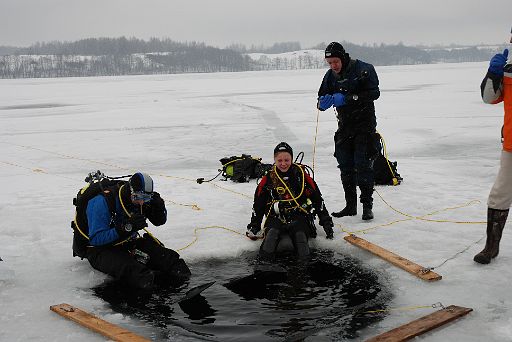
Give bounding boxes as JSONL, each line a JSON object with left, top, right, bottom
{"left": 318, "top": 58, "right": 380, "bottom": 208}
{"left": 85, "top": 184, "right": 190, "bottom": 290}
{"left": 248, "top": 164, "right": 333, "bottom": 260}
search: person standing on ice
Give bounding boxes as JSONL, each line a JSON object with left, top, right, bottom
{"left": 317, "top": 42, "right": 381, "bottom": 221}
{"left": 474, "top": 27, "right": 512, "bottom": 264}
{"left": 246, "top": 142, "right": 334, "bottom": 261}
{"left": 76, "top": 172, "right": 191, "bottom": 290}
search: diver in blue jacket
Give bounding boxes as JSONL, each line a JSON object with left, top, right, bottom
{"left": 85, "top": 172, "right": 190, "bottom": 290}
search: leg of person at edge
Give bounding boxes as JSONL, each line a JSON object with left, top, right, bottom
{"left": 317, "top": 42, "right": 381, "bottom": 221}
{"left": 474, "top": 27, "right": 512, "bottom": 264}
{"left": 85, "top": 172, "right": 191, "bottom": 290}
{"left": 245, "top": 142, "right": 334, "bottom": 262}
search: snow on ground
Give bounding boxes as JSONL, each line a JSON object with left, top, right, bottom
{"left": 0, "top": 62, "right": 511, "bottom": 341}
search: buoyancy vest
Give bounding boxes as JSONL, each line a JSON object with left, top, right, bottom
{"left": 267, "top": 164, "right": 314, "bottom": 217}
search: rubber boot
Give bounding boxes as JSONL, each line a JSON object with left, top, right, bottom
{"left": 360, "top": 186, "right": 374, "bottom": 221}
{"left": 362, "top": 204, "right": 374, "bottom": 221}
{"left": 332, "top": 182, "right": 357, "bottom": 218}
{"left": 474, "top": 208, "right": 509, "bottom": 264}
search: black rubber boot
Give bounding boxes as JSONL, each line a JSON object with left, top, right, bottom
{"left": 332, "top": 206, "right": 357, "bottom": 218}
{"left": 474, "top": 208, "right": 509, "bottom": 264}
{"left": 362, "top": 205, "right": 374, "bottom": 221}
{"left": 332, "top": 182, "right": 357, "bottom": 218}
{"left": 360, "top": 186, "right": 374, "bottom": 221}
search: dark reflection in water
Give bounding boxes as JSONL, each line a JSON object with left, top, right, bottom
{"left": 93, "top": 249, "right": 392, "bottom": 341}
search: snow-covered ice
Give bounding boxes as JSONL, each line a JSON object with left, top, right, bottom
{"left": 0, "top": 62, "right": 511, "bottom": 341}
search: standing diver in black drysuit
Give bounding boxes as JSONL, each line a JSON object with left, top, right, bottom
{"left": 317, "top": 41, "right": 381, "bottom": 220}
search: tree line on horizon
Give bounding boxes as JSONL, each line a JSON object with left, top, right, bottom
{"left": 0, "top": 37, "right": 506, "bottom": 79}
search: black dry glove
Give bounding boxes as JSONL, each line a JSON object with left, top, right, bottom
{"left": 149, "top": 191, "right": 165, "bottom": 210}
{"left": 116, "top": 213, "right": 147, "bottom": 238}
{"left": 323, "top": 223, "right": 334, "bottom": 240}
{"left": 143, "top": 191, "right": 167, "bottom": 226}
{"left": 318, "top": 210, "right": 334, "bottom": 239}
{"left": 246, "top": 223, "right": 261, "bottom": 241}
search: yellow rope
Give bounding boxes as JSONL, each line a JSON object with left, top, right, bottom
{"left": 0, "top": 142, "right": 201, "bottom": 210}
{"left": 0, "top": 144, "right": 251, "bottom": 251}
{"left": 165, "top": 199, "right": 201, "bottom": 211}
{"left": 0, "top": 160, "right": 75, "bottom": 181}
{"left": 157, "top": 173, "right": 198, "bottom": 183}
{"left": 176, "top": 225, "right": 244, "bottom": 252}
{"left": 1, "top": 142, "right": 125, "bottom": 170}
{"left": 273, "top": 164, "right": 309, "bottom": 214}
{"left": 337, "top": 196, "right": 484, "bottom": 235}
{"left": 362, "top": 303, "right": 443, "bottom": 314}
{"left": 210, "top": 183, "right": 253, "bottom": 200}
{"left": 333, "top": 132, "right": 484, "bottom": 235}
{"left": 312, "top": 109, "right": 320, "bottom": 173}
{"left": 1, "top": 138, "right": 486, "bottom": 255}
{"left": 339, "top": 217, "right": 413, "bottom": 235}
{"left": 0, "top": 160, "right": 47, "bottom": 173}
{"left": 375, "top": 189, "right": 485, "bottom": 224}
{"left": 150, "top": 170, "right": 254, "bottom": 205}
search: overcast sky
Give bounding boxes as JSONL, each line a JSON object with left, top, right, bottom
{"left": 1, "top": 0, "right": 511, "bottom": 48}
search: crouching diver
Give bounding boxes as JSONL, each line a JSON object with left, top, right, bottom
{"left": 74, "top": 172, "right": 191, "bottom": 291}
{"left": 246, "top": 142, "right": 334, "bottom": 261}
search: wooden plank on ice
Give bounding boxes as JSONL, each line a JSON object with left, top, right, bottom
{"left": 365, "top": 305, "right": 473, "bottom": 342}
{"left": 50, "top": 303, "right": 149, "bottom": 342}
{"left": 343, "top": 234, "right": 442, "bottom": 281}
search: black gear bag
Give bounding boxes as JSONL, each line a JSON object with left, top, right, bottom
{"left": 197, "top": 154, "right": 273, "bottom": 184}
{"left": 220, "top": 154, "right": 273, "bottom": 182}
{"left": 373, "top": 133, "right": 402, "bottom": 186}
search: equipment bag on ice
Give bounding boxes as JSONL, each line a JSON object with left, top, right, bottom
{"left": 373, "top": 133, "right": 403, "bottom": 186}
{"left": 197, "top": 154, "right": 273, "bottom": 184}
{"left": 220, "top": 154, "right": 273, "bottom": 182}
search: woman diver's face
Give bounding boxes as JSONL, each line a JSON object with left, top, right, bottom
{"left": 274, "top": 152, "right": 292, "bottom": 173}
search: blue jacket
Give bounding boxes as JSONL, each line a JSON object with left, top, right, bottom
{"left": 86, "top": 192, "right": 167, "bottom": 246}
{"left": 86, "top": 195, "right": 131, "bottom": 246}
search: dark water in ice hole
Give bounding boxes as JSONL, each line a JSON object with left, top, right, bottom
{"left": 93, "top": 249, "right": 392, "bottom": 341}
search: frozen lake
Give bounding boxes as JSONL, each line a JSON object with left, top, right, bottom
{"left": 1, "top": 62, "right": 511, "bottom": 341}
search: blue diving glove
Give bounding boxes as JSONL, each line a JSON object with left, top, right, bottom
{"left": 488, "top": 49, "right": 509, "bottom": 76}
{"left": 333, "top": 93, "right": 346, "bottom": 107}
{"left": 318, "top": 95, "right": 334, "bottom": 110}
